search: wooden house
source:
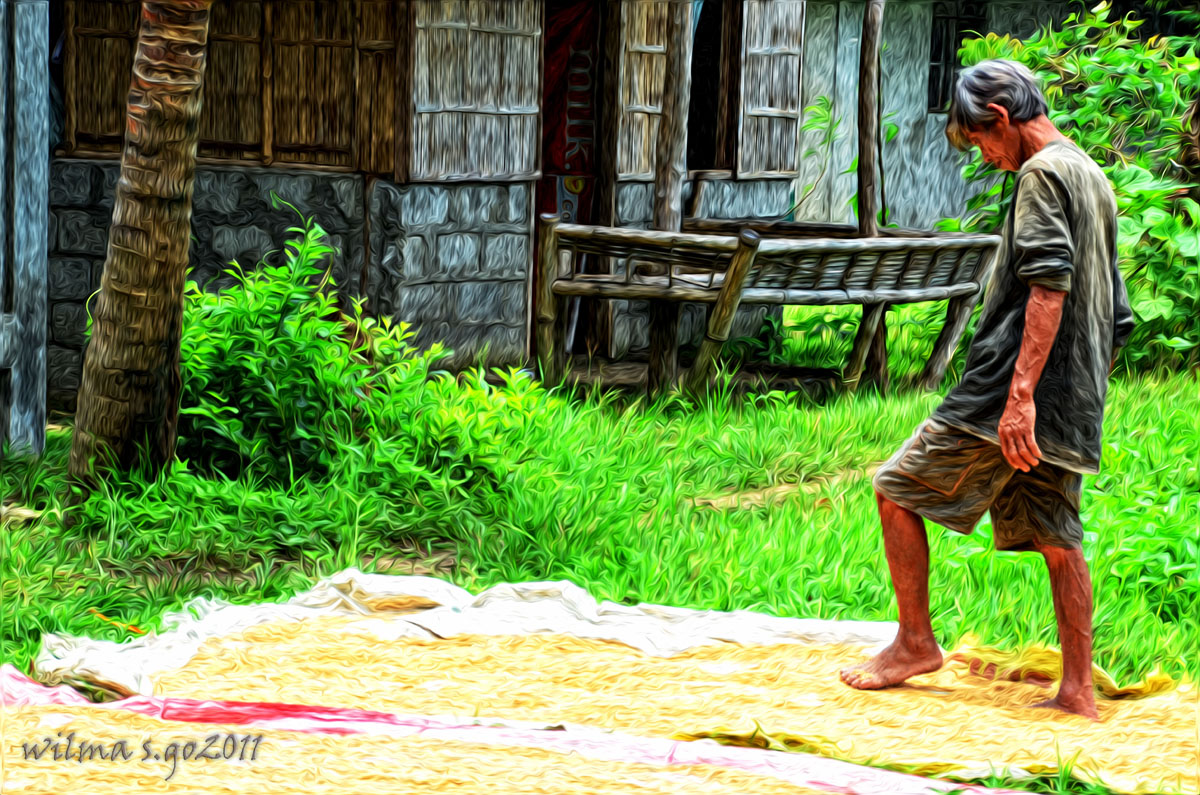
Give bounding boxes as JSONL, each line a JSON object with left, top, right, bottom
{"left": 17, "top": 0, "right": 1184, "bottom": 422}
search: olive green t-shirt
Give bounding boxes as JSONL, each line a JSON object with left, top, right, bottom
{"left": 933, "top": 138, "right": 1135, "bottom": 475}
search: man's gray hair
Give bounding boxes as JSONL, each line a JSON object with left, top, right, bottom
{"left": 946, "top": 59, "right": 1049, "bottom": 150}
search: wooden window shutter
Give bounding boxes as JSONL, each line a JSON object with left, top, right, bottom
{"left": 271, "top": 1, "right": 357, "bottom": 167}
{"left": 615, "top": 0, "right": 669, "bottom": 181}
{"left": 736, "top": 0, "right": 806, "bottom": 178}
{"left": 198, "top": 1, "right": 263, "bottom": 161}
{"left": 409, "top": 0, "right": 542, "bottom": 181}
{"left": 356, "top": 0, "right": 400, "bottom": 175}
{"left": 65, "top": 0, "right": 139, "bottom": 154}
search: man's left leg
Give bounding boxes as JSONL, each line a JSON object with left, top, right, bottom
{"left": 992, "top": 463, "right": 1098, "bottom": 720}
{"left": 1029, "top": 541, "right": 1098, "bottom": 720}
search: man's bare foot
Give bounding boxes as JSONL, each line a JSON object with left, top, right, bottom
{"left": 839, "top": 640, "right": 944, "bottom": 690}
{"left": 1027, "top": 690, "right": 1099, "bottom": 721}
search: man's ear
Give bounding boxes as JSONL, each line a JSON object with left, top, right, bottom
{"left": 985, "top": 103, "right": 1011, "bottom": 127}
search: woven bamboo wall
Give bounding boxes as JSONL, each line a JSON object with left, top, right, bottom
{"left": 409, "top": 0, "right": 542, "bottom": 181}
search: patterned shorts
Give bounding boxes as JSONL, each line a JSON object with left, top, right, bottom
{"left": 871, "top": 416, "right": 1084, "bottom": 552}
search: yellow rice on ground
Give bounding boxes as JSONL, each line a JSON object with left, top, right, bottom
{"left": 1, "top": 704, "right": 831, "bottom": 795}
{"left": 148, "top": 617, "right": 1199, "bottom": 795}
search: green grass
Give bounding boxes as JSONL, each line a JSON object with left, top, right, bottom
{"left": 2, "top": 238, "right": 1196, "bottom": 795}
{"left": 4, "top": 337, "right": 1195, "bottom": 683}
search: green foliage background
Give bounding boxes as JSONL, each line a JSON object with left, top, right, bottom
{"left": 939, "top": 2, "right": 1200, "bottom": 370}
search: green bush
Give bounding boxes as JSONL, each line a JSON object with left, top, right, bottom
{"left": 942, "top": 2, "right": 1200, "bottom": 370}
{"left": 177, "top": 206, "right": 461, "bottom": 487}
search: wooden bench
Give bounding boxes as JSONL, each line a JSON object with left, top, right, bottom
{"left": 535, "top": 213, "right": 1000, "bottom": 395}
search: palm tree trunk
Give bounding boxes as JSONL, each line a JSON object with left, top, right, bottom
{"left": 69, "top": 1, "right": 213, "bottom": 482}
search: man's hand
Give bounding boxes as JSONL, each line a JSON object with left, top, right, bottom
{"left": 1004, "top": 284, "right": 1066, "bottom": 473}
{"left": 999, "top": 395, "right": 1042, "bottom": 471}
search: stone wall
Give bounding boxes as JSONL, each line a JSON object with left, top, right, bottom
{"left": 367, "top": 181, "right": 532, "bottom": 371}
{"left": 609, "top": 179, "right": 791, "bottom": 359}
{"left": 45, "top": 159, "right": 536, "bottom": 412}
{"left": 47, "top": 158, "right": 365, "bottom": 412}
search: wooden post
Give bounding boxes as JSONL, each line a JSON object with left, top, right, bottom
{"left": 682, "top": 230, "right": 761, "bottom": 395}
{"left": 647, "top": 0, "right": 694, "bottom": 397}
{"left": 262, "top": 0, "right": 273, "bottom": 165}
{"left": 849, "top": 0, "right": 889, "bottom": 391}
{"left": 535, "top": 214, "right": 567, "bottom": 386}
{"left": 1, "top": 0, "right": 49, "bottom": 455}
{"left": 918, "top": 291, "right": 978, "bottom": 391}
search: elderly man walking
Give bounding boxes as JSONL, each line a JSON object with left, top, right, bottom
{"left": 839, "top": 60, "right": 1135, "bottom": 720}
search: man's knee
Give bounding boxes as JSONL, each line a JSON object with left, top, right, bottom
{"left": 1032, "top": 538, "right": 1086, "bottom": 564}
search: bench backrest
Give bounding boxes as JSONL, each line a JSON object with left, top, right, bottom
{"left": 553, "top": 221, "right": 741, "bottom": 271}
{"left": 543, "top": 215, "right": 999, "bottom": 293}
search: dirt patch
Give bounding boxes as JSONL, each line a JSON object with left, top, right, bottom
{"left": 0, "top": 504, "right": 60, "bottom": 526}
{"left": 360, "top": 546, "right": 457, "bottom": 577}
{"left": 690, "top": 463, "right": 882, "bottom": 511}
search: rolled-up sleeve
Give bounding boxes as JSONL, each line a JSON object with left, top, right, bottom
{"left": 1012, "top": 168, "right": 1075, "bottom": 293}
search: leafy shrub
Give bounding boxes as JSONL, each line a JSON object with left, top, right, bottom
{"left": 177, "top": 209, "right": 452, "bottom": 484}
{"left": 941, "top": 2, "right": 1200, "bottom": 369}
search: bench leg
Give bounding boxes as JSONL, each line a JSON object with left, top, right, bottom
{"left": 647, "top": 302, "right": 681, "bottom": 397}
{"left": 864, "top": 304, "right": 890, "bottom": 391}
{"left": 919, "top": 293, "right": 977, "bottom": 391}
{"left": 535, "top": 215, "right": 568, "bottom": 386}
{"left": 843, "top": 302, "right": 887, "bottom": 391}
{"left": 681, "top": 230, "right": 761, "bottom": 396}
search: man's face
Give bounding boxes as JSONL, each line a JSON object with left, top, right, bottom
{"left": 964, "top": 105, "right": 1022, "bottom": 171}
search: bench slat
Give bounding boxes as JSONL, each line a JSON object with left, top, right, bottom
{"left": 553, "top": 277, "right": 981, "bottom": 306}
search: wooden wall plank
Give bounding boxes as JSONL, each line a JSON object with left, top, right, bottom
{"left": 879, "top": 0, "right": 931, "bottom": 228}
{"left": 794, "top": 0, "right": 837, "bottom": 222}
{"left": 830, "top": 0, "right": 864, "bottom": 225}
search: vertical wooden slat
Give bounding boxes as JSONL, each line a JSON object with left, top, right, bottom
{"left": 592, "top": 0, "right": 622, "bottom": 357}
{"left": 64, "top": 0, "right": 77, "bottom": 154}
{"left": 857, "top": 0, "right": 884, "bottom": 236}
{"left": 351, "top": 0, "right": 360, "bottom": 169}
{"left": 651, "top": 1, "right": 692, "bottom": 233}
{"left": 262, "top": 0, "right": 273, "bottom": 164}
{"left": 647, "top": 0, "right": 693, "bottom": 398}
{"left": 394, "top": 0, "right": 410, "bottom": 183}
{"left": 851, "top": 0, "right": 889, "bottom": 392}
{"left": 534, "top": 0, "right": 545, "bottom": 177}
{"left": 795, "top": 0, "right": 837, "bottom": 222}
{"left": 0, "top": 0, "right": 8, "bottom": 321}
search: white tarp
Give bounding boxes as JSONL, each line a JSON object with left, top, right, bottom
{"left": 36, "top": 567, "right": 899, "bottom": 698}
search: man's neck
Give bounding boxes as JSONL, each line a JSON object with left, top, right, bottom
{"left": 1019, "top": 116, "right": 1068, "bottom": 162}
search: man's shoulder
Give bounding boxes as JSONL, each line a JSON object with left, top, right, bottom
{"left": 1020, "top": 141, "right": 1114, "bottom": 211}
{"left": 1022, "top": 140, "right": 1106, "bottom": 185}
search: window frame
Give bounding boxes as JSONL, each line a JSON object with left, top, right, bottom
{"left": 927, "top": 0, "right": 988, "bottom": 114}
